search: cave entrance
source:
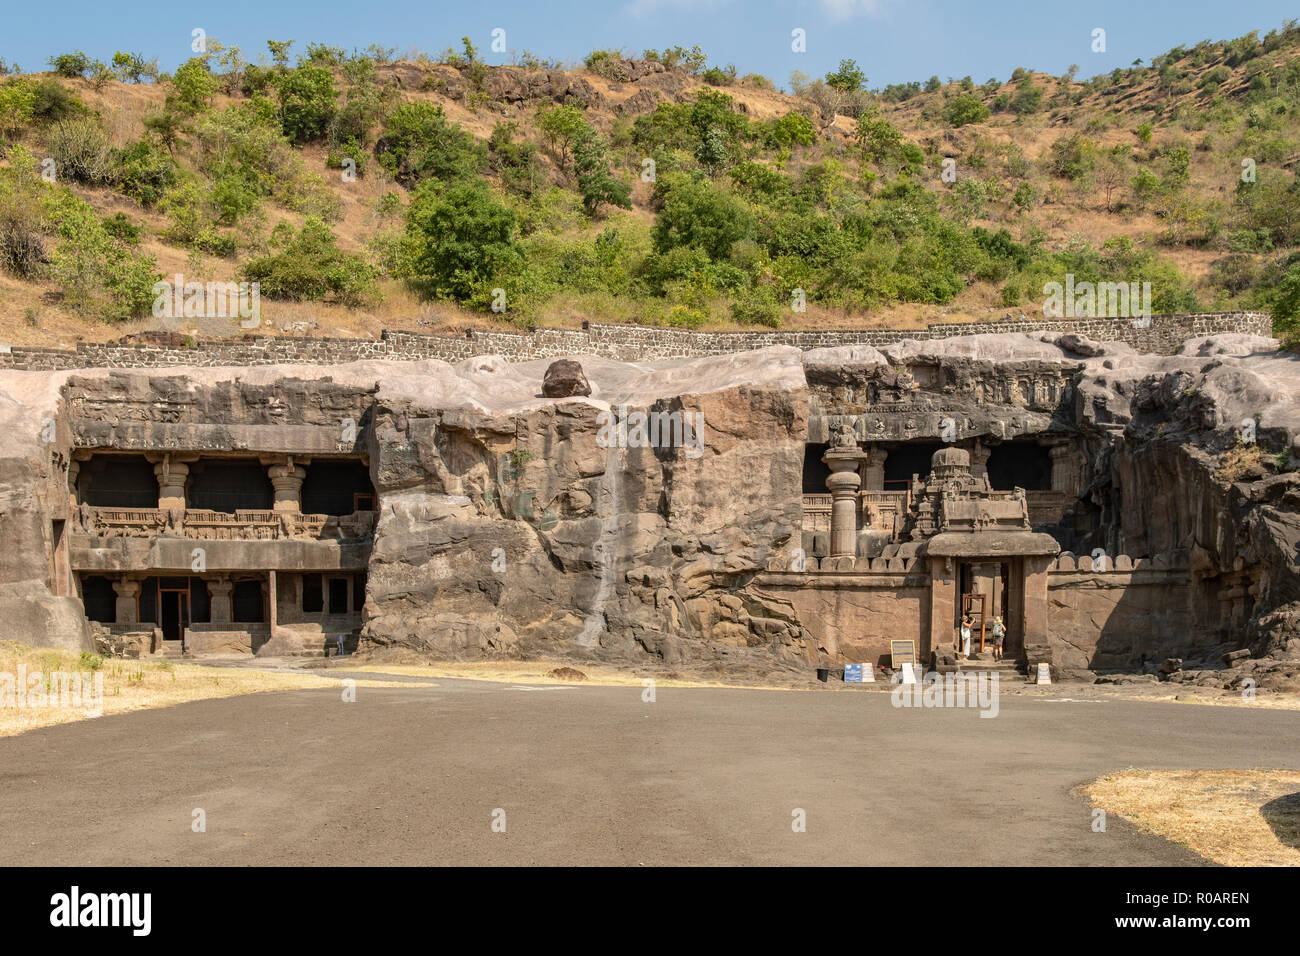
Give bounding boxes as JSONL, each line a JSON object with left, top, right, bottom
{"left": 986, "top": 442, "right": 1052, "bottom": 491}
{"left": 884, "top": 442, "right": 944, "bottom": 488}
{"left": 956, "top": 561, "right": 1015, "bottom": 659}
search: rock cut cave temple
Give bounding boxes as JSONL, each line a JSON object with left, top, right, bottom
{"left": 65, "top": 436, "right": 377, "bottom": 658}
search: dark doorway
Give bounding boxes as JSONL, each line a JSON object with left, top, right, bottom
{"left": 987, "top": 442, "right": 1052, "bottom": 491}
{"left": 81, "top": 455, "right": 157, "bottom": 508}
{"left": 328, "top": 577, "right": 349, "bottom": 614}
{"left": 884, "top": 443, "right": 944, "bottom": 487}
{"left": 302, "top": 460, "right": 374, "bottom": 515}
{"left": 802, "top": 444, "right": 830, "bottom": 494}
{"left": 81, "top": 575, "right": 116, "bottom": 623}
{"left": 232, "top": 580, "right": 265, "bottom": 622}
{"left": 302, "top": 573, "right": 323, "bottom": 613}
{"left": 189, "top": 460, "right": 274, "bottom": 513}
{"left": 159, "top": 587, "right": 189, "bottom": 642}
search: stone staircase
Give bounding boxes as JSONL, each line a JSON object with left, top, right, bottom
{"left": 956, "top": 652, "right": 1026, "bottom": 679}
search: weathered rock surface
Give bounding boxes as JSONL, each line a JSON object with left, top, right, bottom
{"left": 541, "top": 359, "right": 592, "bottom": 398}
{"left": 0, "top": 331, "right": 1296, "bottom": 673}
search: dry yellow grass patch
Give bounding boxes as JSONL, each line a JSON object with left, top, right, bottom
{"left": 1086, "top": 769, "right": 1300, "bottom": 866}
{"left": 335, "top": 658, "right": 802, "bottom": 691}
{"left": 0, "top": 641, "right": 436, "bottom": 737}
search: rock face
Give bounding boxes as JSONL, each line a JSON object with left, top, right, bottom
{"left": 360, "top": 348, "right": 811, "bottom": 666}
{"left": 0, "top": 330, "right": 1296, "bottom": 673}
{"left": 541, "top": 359, "right": 592, "bottom": 398}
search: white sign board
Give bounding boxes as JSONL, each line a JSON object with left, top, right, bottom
{"left": 901, "top": 662, "right": 917, "bottom": 684}
{"left": 1036, "top": 663, "right": 1051, "bottom": 685}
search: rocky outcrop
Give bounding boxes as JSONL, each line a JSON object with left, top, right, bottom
{"left": 0, "top": 331, "right": 1296, "bottom": 673}
{"left": 359, "top": 348, "right": 812, "bottom": 666}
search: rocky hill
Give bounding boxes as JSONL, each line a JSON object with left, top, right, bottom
{"left": 0, "top": 25, "right": 1298, "bottom": 349}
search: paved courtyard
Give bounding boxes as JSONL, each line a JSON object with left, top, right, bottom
{"left": 2, "top": 674, "right": 1297, "bottom": 865}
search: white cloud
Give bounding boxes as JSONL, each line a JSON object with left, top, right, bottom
{"left": 820, "top": 0, "right": 889, "bottom": 20}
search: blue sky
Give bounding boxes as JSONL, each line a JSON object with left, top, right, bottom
{"left": 3, "top": 0, "right": 1297, "bottom": 89}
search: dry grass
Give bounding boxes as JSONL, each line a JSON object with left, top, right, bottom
{"left": 0, "top": 641, "right": 436, "bottom": 737}
{"left": 1086, "top": 769, "right": 1300, "bottom": 866}
{"left": 333, "top": 658, "right": 802, "bottom": 691}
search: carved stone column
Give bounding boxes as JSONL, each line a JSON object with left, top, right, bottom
{"left": 153, "top": 459, "right": 190, "bottom": 511}
{"left": 113, "top": 577, "right": 139, "bottom": 624}
{"left": 268, "top": 462, "right": 307, "bottom": 514}
{"left": 823, "top": 448, "right": 865, "bottom": 558}
{"left": 208, "top": 578, "right": 233, "bottom": 624}
{"left": 969, "top": 440, "right": 991, "bottom": 486}
{"left": 1047, "top": 442, "right": 1078, "bottom": 498}
{"left": 861, "top": 445, "right": 888, "bottom": 491}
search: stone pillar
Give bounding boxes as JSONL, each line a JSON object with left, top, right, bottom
{"left": 268, "top": 463, "right": 307, "bottom": 514}
{"left": 153, "top": 459, "right": 190, "bottom": 511}
{"left": 68, "top": 459, "right": 81, "bottom": 513}
{"left": 969, "top": 440, "right": 991, "bottom": 485}
{"left": 1021, "top": 556, "right": 1052, "bottom": 669}
{"left": 861, "top": 445, "right": 888, "bottom": 491}
{"left": 112, "top": 577, "right": 139, "bottom": 624}
{"left": 208, "top": 578, "right": 232, "bottom": 624}
{"left": 267, "top": 570, "right": 278, "bottom": 631}
{"left": 928, "top": 556, "right": 956, "bottom": 663}
{"left": 823, "top": 448, "right": 865, "bottom": 558}
{"left": 1048, "top": 443, "right": 1078, "bottom": 498}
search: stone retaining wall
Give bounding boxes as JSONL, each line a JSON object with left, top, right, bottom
{"left": 0, "top": 312, "right": 1272, "bottom": 371}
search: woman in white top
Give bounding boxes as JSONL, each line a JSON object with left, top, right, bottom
{"left": 959, "top": 615, "right": 973, "bottom": 658}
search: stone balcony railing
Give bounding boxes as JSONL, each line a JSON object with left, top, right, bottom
{"left": 801, "top": 489, "right": 1068, "bottom": 535}
{"left": 79, "top": 506, "right": 377, "bottom": 541}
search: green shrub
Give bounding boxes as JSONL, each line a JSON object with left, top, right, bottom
{"left": 401, "top": 181, "right": 523, "bottom": 303}
{"left": 651, "top": 173, "right": 756, "bottom": 261}
{"left": 763, "top": 112, "right": 816, "bottom": 148}
{"left": 942, "top": 94, "right": 990, "bottom": 128}
{"left": 242, "top": 218, "right": 378, "bottom": 305}
{"left": 274, "top": 66, "right": 337, "bottom": 143}
{"left": 0, "top": 79, "right": 36, "bottom": 140}
{"left": 0, "top": 148, "right": 49, "bottom": 277}
{"left": 46, "top": 118, "right": 113, "bottom": 185}
{"left": 30, "top": 80, "right": 85, "bottom": 124}
{"left": 376, "top": 102, "right": 484, "bottom": 186}
{"left": 730, "top": 286, "right": 782, "bottom": 327}
{"left": 112, "top": 140, "right": 176, "bottom": 207}
{"left": 48, "top": 51, "right": 92, "bottom": 78}
{"left": 43, "top": 186, "right": 159, "bottom": 319}
{"left": 78, "top": 651, "right": 104, "bottom": 671}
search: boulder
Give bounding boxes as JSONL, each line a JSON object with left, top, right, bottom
{"left": 541, "top": 359, "right": 592, "bottom": 398}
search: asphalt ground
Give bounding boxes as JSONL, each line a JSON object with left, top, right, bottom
{"left": 2, "top": 675, "right": 1296, "bottom": 865}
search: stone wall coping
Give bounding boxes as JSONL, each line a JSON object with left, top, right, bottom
{"left": 0, "top": 312, "right": 1273, "bottom": 372}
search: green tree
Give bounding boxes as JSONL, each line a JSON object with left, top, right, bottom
{"left": 171, "top": 58, "right": 217, "bottom": 115}
{"left": 651, "top": 173, "right": 755, "bottom": 261}
{"left": 573, "top": 129, "right": 631, "bottom": 215}
{"left": 274, "top": 66, "right": 337, "bottom": 143}
{"left": 403, "top": 181, "right": 523, "bottom": 302}
{"left": 0, "top": 79, "right": 36, "bottom": 142}
{"left": 241, "top": 217, "right": 379, "bottom": 305}
{"left": 376, "top": 102, "right": 484, "bottom": 185}
{"left": 825, "top": 58, "right": 867, "bottom": 93}
{"left": 941, "top": 94, "right": 990, "bottom": 128}
{"left": 536, "top": 103, "right": 589, "bottom": 171}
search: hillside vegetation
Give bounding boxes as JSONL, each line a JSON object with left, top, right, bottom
{"left": 0, "top": 26, "right": 1298, "bottom": 348}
